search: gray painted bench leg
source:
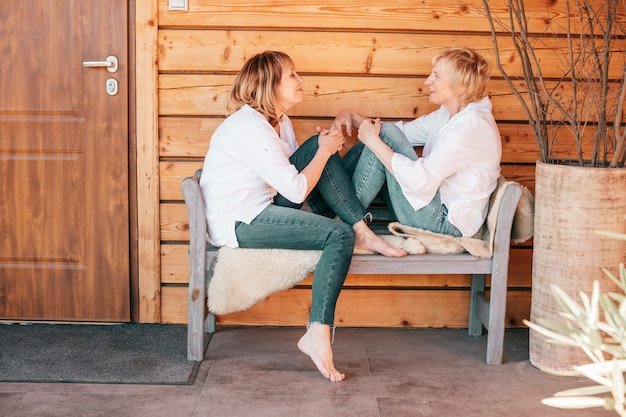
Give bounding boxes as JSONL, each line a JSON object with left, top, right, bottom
{"left": 187, "top": 276, "right": 206, "bottom": 361}
{"left": 468, "top": 273, "right": 486, "bottom": 336}
{"left": 204, "top": 257, "right": 217, "bottom": 335}
{"left": 485, "top": 266, "right": 508, "bottom": 365}
{"left": 469, "top": 271, "right": 505, "bottom": 364}
{"left": 205, "top": 312, "right": 216, "bottom": 334}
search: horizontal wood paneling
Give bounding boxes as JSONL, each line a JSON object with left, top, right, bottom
{"left": 161, "top": 243, "right": 532, "bottom": 287}
{"left": 155, "top": 0, "right": 565, "bottom": 329}
{"left": 159, "top": 161, "right": 537, "bottom": 204}
{"left": 158, "top": 30, "right": 498, "bottom": 75}
{"left": 158, "top": 74, "right": 520, "bottom": 119}
{"left": 159, "top": 116, "right": 602, "bottom": 170}
{"left": 157, "top": 0, "right": 617, "bottom": 35}
{"left": 158, "top": 29, "right": 626, "bottom": 79}
{"left": 161, "top": 286, "right": 531, "bottom": 328}
{"left": 159, "top": 74, "right": 624, "bottom": 125}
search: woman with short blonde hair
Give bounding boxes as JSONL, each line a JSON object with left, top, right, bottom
{"left": 334, "top": 46, "right": 502, "bottom": 239}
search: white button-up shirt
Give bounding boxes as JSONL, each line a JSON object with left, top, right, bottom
{"left": 392, "top": 97, "right": 502, "bottom": 236}
{"left": 200, "top": 105, "right": 306, "bottom": 247}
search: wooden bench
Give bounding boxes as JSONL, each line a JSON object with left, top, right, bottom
{"left": 181, "top": 169, "right": 523, "bottom": 364}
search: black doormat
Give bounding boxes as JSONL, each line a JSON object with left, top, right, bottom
{"left": 0, "top": 323, "right": 209, "bottom": 385}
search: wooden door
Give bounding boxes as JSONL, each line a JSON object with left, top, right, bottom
{"left": 0, "top": 1, "right": 130, "bottom": 321}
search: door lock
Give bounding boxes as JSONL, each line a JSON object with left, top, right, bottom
{"left": 106, "top": 78, "right": 119, "bottom": 96}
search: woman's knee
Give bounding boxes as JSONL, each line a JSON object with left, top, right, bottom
{"left": 381, "top": 122, "right": 403, "bottom": 137}
{"left": 380, "top": 124, "right": 415, "bottom": 157}
{"left": 341, "top": 142, "right": 365, "bottom": 173}
{"left": 302, "top": 134, "right": 320, "bottom": 146}
{"left": 290, "top": 135, "right": 320, "bottom": 169}
{"left": 328, "top": 222, "right": 355, "bottom": 247}
{"left": 380, "top": 123, "right": 405, "bottom": 144}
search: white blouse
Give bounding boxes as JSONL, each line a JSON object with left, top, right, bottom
{"left": 392, "top": 97, "right": 502, "bottom": 237}
{"left": 199, "top": 105, "right": 307, "bottom": 247}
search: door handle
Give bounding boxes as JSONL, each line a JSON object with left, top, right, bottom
{"left": 83, "top": 55, "right": 118, "bottom": 73}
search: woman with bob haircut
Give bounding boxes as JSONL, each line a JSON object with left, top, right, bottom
{"left": 199, "top": 51, "right": 404, "bottom": 382}
{"left": 334, "top": 46, "right": 502, "bottom": 239}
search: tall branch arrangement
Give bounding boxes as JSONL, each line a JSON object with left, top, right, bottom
{"left": 482, "top": 0, "right": 626, "bottom": 167}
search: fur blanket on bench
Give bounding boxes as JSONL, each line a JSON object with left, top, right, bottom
{"left": 360, "top": 178, "right": 534, "bottom": 257}
{"left": 207, "top": 179, "right": 534, "bottom": 315}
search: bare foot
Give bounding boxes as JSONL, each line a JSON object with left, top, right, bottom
{"left": 297, "top": 323, "right": 345, "bottom": 382}
{"left": 354, "top": 220, "right": 406, "bottom": 257}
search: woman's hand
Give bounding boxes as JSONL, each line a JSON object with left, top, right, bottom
{"left": 357, "top": 118, "right": 396, "bottom": 174}
{"left": 317, "top": 126, "right": 345, "bottom": 156}
{"left": 332, "top": 110, "right": 354, "bottom": 136}
{"left": 300, "top": 126, "right": 346, "bottom": 196}
{"left": 357, "top": 118, "right": 382, "bottom": 147}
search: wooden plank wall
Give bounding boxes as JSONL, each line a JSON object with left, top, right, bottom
{"left": 154, "top": 0, "right": 618, "bottom": 327}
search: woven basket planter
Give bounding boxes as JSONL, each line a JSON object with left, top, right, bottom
{"left": 529, "top": 161, "right": 626, "bottom": 371}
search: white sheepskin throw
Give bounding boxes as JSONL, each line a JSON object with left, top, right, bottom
{"left": 207, "top": 236, "right": 426, "bottom": 315}
{"left": 512, "top": 186, "right": 534, "bottom": 244}
{"left": 376, "top": 178, "right": 534, "bottom": 258}
{"left": 208, "top": 247, "right": 321, "bottom": 315}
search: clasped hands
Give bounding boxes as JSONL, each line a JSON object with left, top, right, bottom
{"left": 331, "top": 112, "right": 383, "bottom": 149}
{"left": 317, "top": 114, "right": 383, "bottom": 155}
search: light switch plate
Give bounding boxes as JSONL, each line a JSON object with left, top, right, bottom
{"left": 168, "top": 0, "right": 188, "bottom": 11}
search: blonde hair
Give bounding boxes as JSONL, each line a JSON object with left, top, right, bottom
{"left": 225, "top": 51, "right": 294, "bottom": 126}
{"left": 432, "top": 47, "right": 491, "bottom": 105}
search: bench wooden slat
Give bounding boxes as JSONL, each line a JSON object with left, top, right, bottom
{"left": 349, "top": 253, "right": 493, "bottom": 275}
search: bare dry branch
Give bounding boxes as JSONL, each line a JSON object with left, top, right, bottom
{"left": 479, "top": 0, "right": 625, "bottom": 167}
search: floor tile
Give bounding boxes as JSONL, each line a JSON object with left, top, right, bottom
{"left": 0, "top": 393, "right": 24, "bottom": 417}
{"left": 193, "top": 394, "right": 380, "bottom": 417}
{"left": 4, "top": 392, "right": 198, "bottom": 417}
{"left": 0, "top": 327, "right": 618, "bottom": 417}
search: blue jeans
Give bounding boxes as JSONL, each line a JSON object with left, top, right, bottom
{"left": 235, "top": 135, "right": 367, "bottom": 325}
{"left": 349, "top": 123, "right": 462, "bottom": 237}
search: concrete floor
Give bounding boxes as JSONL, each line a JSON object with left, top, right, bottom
{"left": 0, "top": 327, "right": 610, "bottom": 417}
